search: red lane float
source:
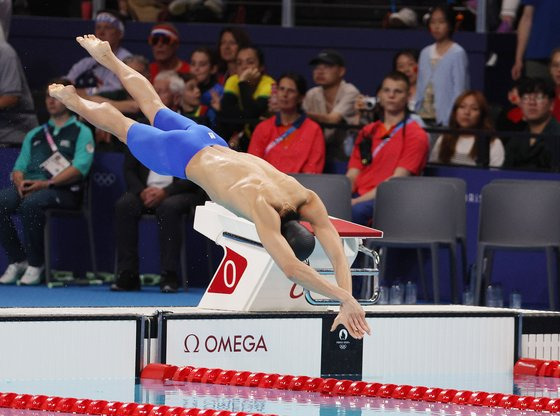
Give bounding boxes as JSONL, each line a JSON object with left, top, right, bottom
{"left": 515, "top": 357, "right": 560, "bottom": 378}
{"left": 140, "top": 363, "right": 559, "bottom": 412}
{"left": 0, "top": 390, "right": 276, "bottom": 416}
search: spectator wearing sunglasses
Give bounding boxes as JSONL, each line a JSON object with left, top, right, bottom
{"left": 66, "top": 10, "right": 131, "bottom": 97}
{"left": 148, "top": 23, "right": 190, "bottom": 83}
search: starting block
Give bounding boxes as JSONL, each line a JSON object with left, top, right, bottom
{"left": 194, "top": 202, "right": 383, "bottom": 312}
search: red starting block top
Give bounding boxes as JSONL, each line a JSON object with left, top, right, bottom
{"left": 302, "top": 217, "right": 382, "bottom": 238}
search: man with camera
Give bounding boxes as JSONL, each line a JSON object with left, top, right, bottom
{"left": 346, "top": 71, "right": 429, "bottom": 226}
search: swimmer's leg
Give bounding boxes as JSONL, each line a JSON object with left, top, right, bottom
{"left": 76, "top": 34, "right": 164, "bottom": 125}
{"left": 49, "top": 83, "right": 135, "bottom": 143}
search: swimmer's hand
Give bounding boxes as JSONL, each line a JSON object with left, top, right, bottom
{"left": 330, "top": 298, "right": 371, "bottom": 340}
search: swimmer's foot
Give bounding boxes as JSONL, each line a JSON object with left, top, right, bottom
{"left": 48, "top": 84, "right": 81, "bottom": 112}
{"left": 76, "top": 34, "right": 116, "bottom": 69}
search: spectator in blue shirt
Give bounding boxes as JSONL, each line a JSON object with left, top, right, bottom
{"left": 415, "top": 3, "right": 470, "bottom": 126}
{"left": 512, "top": 0, "right": 560, "bottom": 81}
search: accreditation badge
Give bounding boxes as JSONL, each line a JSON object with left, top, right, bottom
{"left": 40, "top": 151, "right": 71, "bottom": 178}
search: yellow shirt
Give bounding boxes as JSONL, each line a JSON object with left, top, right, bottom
{"left": 224, "top": 74, "right": 275, "bottom": 107}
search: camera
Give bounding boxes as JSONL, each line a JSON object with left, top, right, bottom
{"left": 363, "top": 96, "right": 378, "bottom": 110}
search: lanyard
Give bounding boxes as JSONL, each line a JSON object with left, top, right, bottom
{"left": 371, "top": 119, "right": 411, "bottom": 160}
{"left": 42, "top": 124, "right": 59, "bottom": 153}
{"left": 264, "top": 125, "right": 298, "bottom": 155}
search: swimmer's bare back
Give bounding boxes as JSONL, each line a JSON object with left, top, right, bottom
{"left": 186, "top": 145, "right": 310, "bottom": 221}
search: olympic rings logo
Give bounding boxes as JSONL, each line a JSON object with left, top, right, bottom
{"left": 93, "top": 171, "right": 116, "bottom": 187}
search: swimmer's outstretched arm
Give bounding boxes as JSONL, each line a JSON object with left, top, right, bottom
{"left": 251, "top": 195, "right": 371, "bottom": 340}
{"left": 298, "top": 192, "right": 371, "bottom": 337}
{"left": 299, "top": 191, "right": 352, "bottom": 292}
{"left": 75, "top": 35, "right": 165, "bottom": 124}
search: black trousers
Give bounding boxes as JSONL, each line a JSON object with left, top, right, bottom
{"left": 0, "top": 185, "right": 80, "bottom": 266}
{"left": 115, "top": 191, "right": 205, "bottom": 274}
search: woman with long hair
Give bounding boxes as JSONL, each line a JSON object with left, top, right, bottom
{"left": 216, "top": 27, "right": 251, "bottom": 84}
{"left": 430, "top": 90, "right": 504, "bottom": 167}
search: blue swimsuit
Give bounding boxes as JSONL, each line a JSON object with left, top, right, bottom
{"left": 127, "top": 108, "right": 228, "bottom": 179}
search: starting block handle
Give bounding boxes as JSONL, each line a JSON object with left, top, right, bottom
{"left": 358, "top": 243, "right": 380, "bottom": 264}
{"left": 306, "top": 244, "right": 380, "bottom": 306}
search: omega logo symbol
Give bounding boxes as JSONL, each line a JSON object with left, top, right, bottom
{"left": 184, "top": 334, "right": 200, "bottom": 353}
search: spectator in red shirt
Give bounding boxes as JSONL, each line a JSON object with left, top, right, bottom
{"left": 248, "top": 73, "right": 325, "bottom": 173}
{"left": 148, "top": 23, "right": 190, "bottom": 82}
{"left": 346, "top": 71, "right": 429, "bottom": 226}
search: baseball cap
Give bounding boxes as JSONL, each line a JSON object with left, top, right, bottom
{"left": 388, "top": 8, "right": 418, "bottom": 28}
{"left": 309, "top": 49, "right": 345, "bottom": 67}
{"left": 149, "top": 23, "right": 180, "bottom": 44}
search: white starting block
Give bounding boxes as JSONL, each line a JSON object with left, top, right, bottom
{"left": 194, "top": 202, "right": 383, "bottom": 312}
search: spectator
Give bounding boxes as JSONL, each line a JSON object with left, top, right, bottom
{"left": 66, "top": 10, "right": 131, "bottom": 97}
{"left": 465, "top": 0, "right": 520, "bottom": 32}
{"left": 248, "top": 73, "right": 325, "bottom": 174}
{"left": 168, "top": 0, "right": 224, "bottom": 21}
{"left": 113, "top": 150, "right": 206, "bottom": 293}
{"left": 83, "top": 55, "right": 151, "bottom": 149}
{"left": 124, "top": 0, "right": 167, "bottom": 21}
{"left": 153, "top": 70, "right": 184, "bottom": 111}
{"left": 495, "top": 79, "right": 528, "bottom": 135}
{"left": 511, "top": 1, "right": 560, "bottom": 81}
{"left": 0, "top": 0, "right": 11, "bottom": 41}
{"left": 83, "top": 55, "right": 151, "bottom": 118}
{"left": 430, "top": 90, "right": 505, "bottom": 167}
{"left": 179, "top": 72, "right": 217, "bottom": 128}
{"left": 0, "top": 78, "right": 94, "bottom": 285}
{"left": 216, "top": 27, "right": 251, "bottom": 84}
{"left": 0, "top": 35, "right": 38, "bottom": 143}
{"left": 415, "top": 3, "right": 470, "bottom": 126}
{"left": 504, "top": 77, "right": 560, "bottom": 170}
{"left": 303, "top": 49, "right": 360, "bottom": 172}
{"left": 190, "top": 46, "right": 223, "bottom": 108}
{"left": 220, "top": 45, "right": 275, "bottom": 151}
{"left": 497, "top": 0, "right": 521, "bottom": 32}
{"left": 393, "top": 49, "right": 419, "bottom": 111}
{"left": 148, "top": 23, "right": 190, "bottom": 82}
{"left": 112, "top": 70, "right": 206, "bottom": 292}
{"left": 549, "top": 48, "right": 560, "bottom": 122}
{"left": 346, "top": 71, "right": 429, "bottom": 226}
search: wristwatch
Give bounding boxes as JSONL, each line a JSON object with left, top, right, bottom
{"left": 47, "top": 179, "right": 55, "bottom": 189}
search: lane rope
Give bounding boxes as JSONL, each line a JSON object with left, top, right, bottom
{"left": 0, "top": 391, "right": 276, "bottom": 416}
{"left": 140, "top": 363, "right": 560, "bottom": 413}
{"left": 515, "top": 358, "right": 560, "bottom": 378}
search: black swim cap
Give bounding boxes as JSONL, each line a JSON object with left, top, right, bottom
{"left": 281, "top": 220, "right": 316, "bottom": 261}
